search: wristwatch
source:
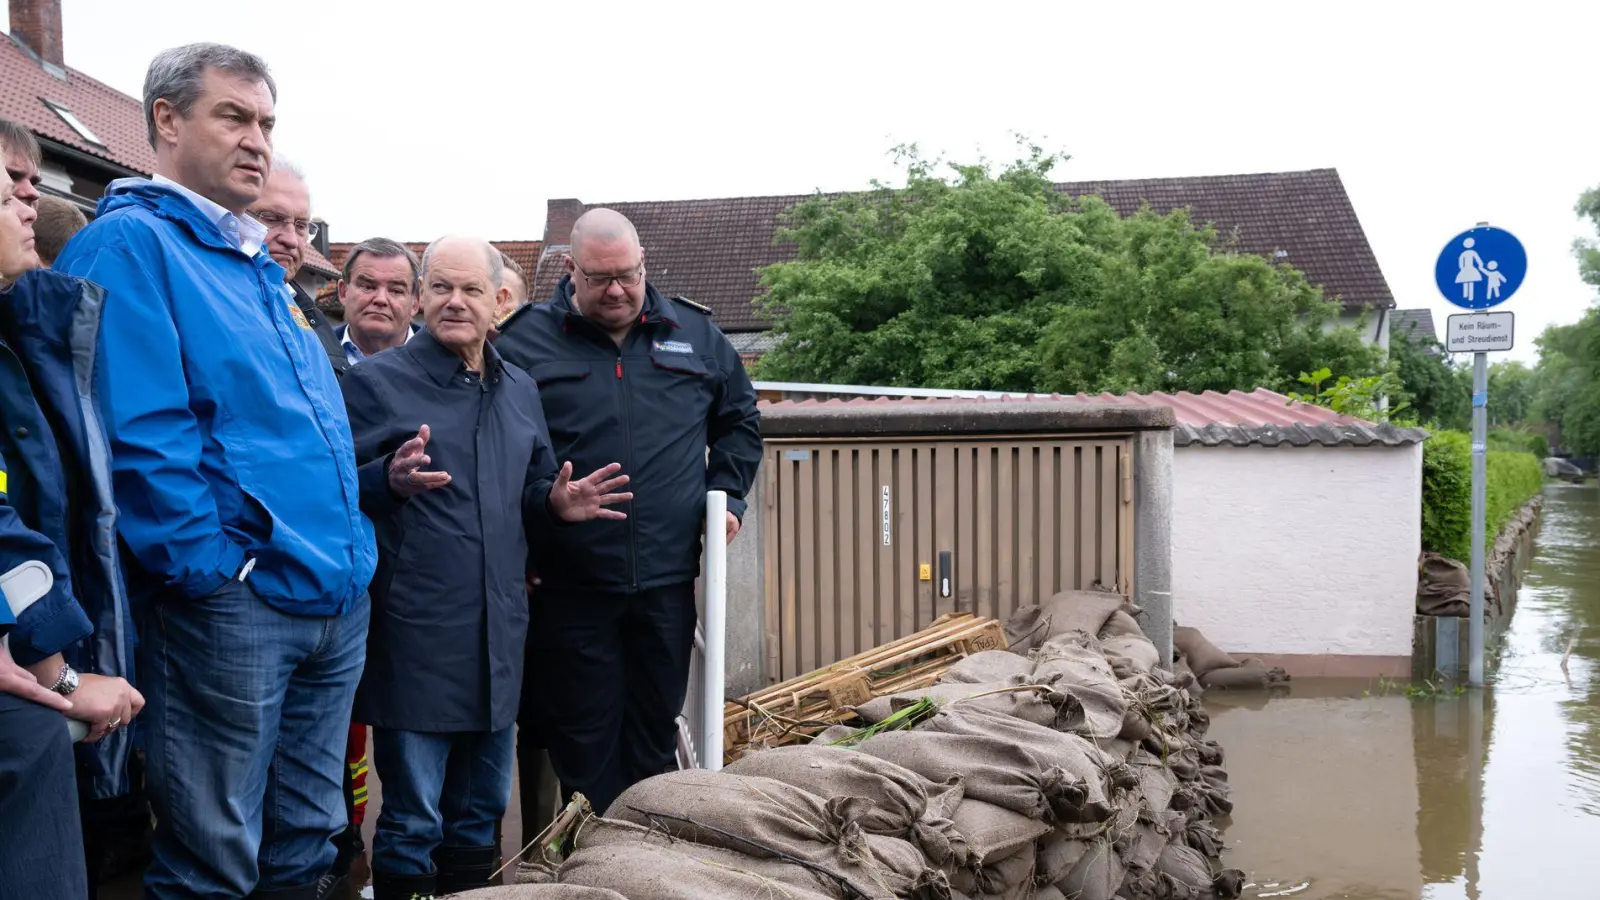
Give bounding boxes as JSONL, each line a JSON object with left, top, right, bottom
{"left": 49, "top": 663, "right": 79, "bottom": 696}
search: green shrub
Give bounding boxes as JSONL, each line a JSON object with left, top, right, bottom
{"left": 1421, "top": 430, "right": 1543, "bottom": 562}
{"left": 1487, "top": 428, "right": 1550, "bottom": 459}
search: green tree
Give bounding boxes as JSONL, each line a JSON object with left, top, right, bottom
{"left": 1486, "top": 360, "right": 1536, "bottom": 427}
{"left": 1531, "top": 310, "right": 1600, "bottom": 455}
{"left": 1575, "top": 185, "right": 1600, "bottom": 290}
{"left": 1389, "top": 330, "right": 1470, "bottom": 430}
{"left": 753, "top": 145, "right": 1383, "bottom": 393}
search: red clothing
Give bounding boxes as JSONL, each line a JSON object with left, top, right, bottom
{"left": 347, "top": 723, "right": 369, "bottom": 825}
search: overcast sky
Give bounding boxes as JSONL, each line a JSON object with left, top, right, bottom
{"left": 12, "top": 0, "right": 1596, "bottom": 361}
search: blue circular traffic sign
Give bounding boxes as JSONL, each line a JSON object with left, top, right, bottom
{"left": 1435, "top": 226, "right": 1525, "bottom": 309}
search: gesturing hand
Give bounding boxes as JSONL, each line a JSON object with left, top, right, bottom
{"left": 548, "top": 462, "right": 633, "bottom": 523}
{"left": 389, "top": 424, "right": 452, "bottom": 498}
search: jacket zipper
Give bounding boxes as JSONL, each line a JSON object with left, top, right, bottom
{"left": 616, "top": 345, "right": 639, "bottom": 591}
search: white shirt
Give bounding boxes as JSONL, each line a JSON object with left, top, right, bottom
{"left": 152, "top": 174, "right": 267, "bottom": 258}
{"left": 339, "top": 323, "right": 416, "bottom": 366}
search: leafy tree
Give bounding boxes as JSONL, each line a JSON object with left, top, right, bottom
{"left": 1575, "top": 185, "right": 1600, "bottom": 290}
{"left": 1389, "top": 330, "right": 1471, "bottom": 430}
{"left": 1486, "top": 360, "right": 1536, "bottom": 427}
{"left": 1531, "top": 310, "right": 1600, "bottom": 455}
{"left": 753, "top": 145, "right": 1383, "bottom": 394}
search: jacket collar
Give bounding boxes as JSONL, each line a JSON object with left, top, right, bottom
{"left": 551, "top": 273, "right": 679, "bottom": 334}
{"left": 98, "top": 178, "right": 285, "bottom": 278}
{"left": 0, "top": 268, "right": 93, "bottom": 347}
{"left": 409, "top": 327, "right": 509, "bottom": 388}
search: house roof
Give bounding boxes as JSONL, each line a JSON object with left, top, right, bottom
{"left": 536, "top": 168, "right": 1394, "bottom": 333}
{"left": 0, "top": 32, "right": 155, "bottom": 174}
{"left": 1390, "top": 308, "right": 1439, "bottom": 345}
{"left": 325, "top": 240, "right": 543, "bottom": 282}
{"left": 755, "top": 386, "right": 1426, "bottom": 448}
{"left": 301, "top": 245, "right": 339, "bottom": 279}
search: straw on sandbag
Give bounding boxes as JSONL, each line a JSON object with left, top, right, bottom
{"left": 723, "top": 744, "right": 968, "bottom": 867}
{"left": 919, "top": 706, "right": 1117, "bottom": 824}
{"left": 853, "top": 682, "right": 1086, "bottom": 733}
{"left": 559, "top": 841, "right": 843, "bottom": 900}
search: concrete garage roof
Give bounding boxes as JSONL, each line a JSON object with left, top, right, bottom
{"left": 756, "top": 386, "right": 1427, "bottom": 447}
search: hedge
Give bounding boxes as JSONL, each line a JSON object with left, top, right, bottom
{"left": 1421, "top": 430, "right": 1544, "bottom": 562}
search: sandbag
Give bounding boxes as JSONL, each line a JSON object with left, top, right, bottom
{"left": 1417, "top": 551, "right": 1471, "bottom": 616}
{"left": 606, "top": 770, "right": 939, "bottom": 899}
{"left": 559, "top": 841, "right": 844, "bottom": 900}
{"left": 1032, "top": 634, "right": 1128, "bottom": 741}
{"left": 570, "top": 817, "right": 848, "bottom": 898}
{"left": 948, "top": 799, "right": 1050, "bottom": 863}
{"left": 1038, "top": 590, "right": 1126, "bottom": 639}
{"left": 1197, "top": 660, "right": 1288, "bottom": 691}
{"left": 1002, "top": 606, "right": 1052, "bottom": 655}
{"left": 917, "top": 706, "right": 1116, "bottom": 824}
{"left": 948, "top": 841, "right": 1036, "bottom": 900}
{"left": 1034, "top": 886, "right": 1067, "bottom": 900}
{"left": 1117, "top": 707, "right": 1153, "bottom": 743}
{"left": 857, "top": 728, "right": 1074, "bottom": 822}
{"left": 1155, "top": 842, "right": 1213, "bottom": 894}
{"left": 455, "top": 887, "right": 627, "bottom": 900}
{"left": 723, "top": 744, "right": 968, "bottom": 866}
{"left": 1098, "top": 609, "right": 1146, "bottom": 641}
{"left": 811, "top": 724, "right": 861, "bottom": 746}
{"left": 1034, "top": 829, "right": 1090, "bottom": 886}
{"left": 1101, "top": 634, "right": 1161, "bottom": 677}
{"left": 1134, "top": 760, "right": 1178, "bottom": 813}
{"left": 1172, "top": 627, "right": 1238, "bottom": 678}
{"left": 1057, "top": 839, "right": 1124, "bottom": 900}
{"left": 855, "top": 682, "right": 1086, "bottom": 733}
{"left": 940, "top": 650, "right": 1035, "bottom": 684}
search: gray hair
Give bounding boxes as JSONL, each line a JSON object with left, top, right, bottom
{"left": 271, "top": 155, "right": 306, "bottom": 181}
{"left": 143, "top": 43, "right": 277, "bottom": 149}
{"left": 421, "top": 237, "right": 504, "bottom": 291}
{"left": 0, "top": 118, "right": 41, "bottom": 165}
{"left": 341, "top": 237, "right": 420, "bottom": 291}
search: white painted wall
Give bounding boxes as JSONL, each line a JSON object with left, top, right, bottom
{"left": 1171, "top": 442, "right": 1422, "bottom": 657}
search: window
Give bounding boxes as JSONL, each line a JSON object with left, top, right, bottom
{"left": 41, "top": 99, "right": 105, "bottom": 147}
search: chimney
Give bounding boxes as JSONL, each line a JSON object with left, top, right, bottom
{"left": 9, "top": 0, "right": 64, "bottom": 69}
{"left": 543, "top": 198, "right": 585, "bottom": 247}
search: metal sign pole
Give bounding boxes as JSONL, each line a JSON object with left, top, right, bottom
{"left": 1468, "top": 350, "right": 1487, "bottom": 686}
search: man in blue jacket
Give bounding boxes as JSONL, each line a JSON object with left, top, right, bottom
{"left": 55, "top": 44, "right": 376, "bottom": 900}
{"left": 494, "top": 208, "right": 762, "bottom": 816}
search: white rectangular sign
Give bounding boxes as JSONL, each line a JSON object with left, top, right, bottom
{"left": 881, "top": 486, "right": 892, "bottom": 545}
{"left": 1446, "top": 312, "right": 1515, "bottom": 353}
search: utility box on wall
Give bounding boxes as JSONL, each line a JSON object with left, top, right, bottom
{"left": 723, "top": 397, "right": 1175, "bottom": 694}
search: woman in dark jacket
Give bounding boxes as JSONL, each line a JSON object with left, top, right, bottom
{"left": 0, "top": 138, "right": 141, "bottom": 900}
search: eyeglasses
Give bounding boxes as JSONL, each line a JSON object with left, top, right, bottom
{"left": 574, "top": 263, "right": 644, "bottom": 290}
{"left": 250, "top": 209, "right": 319, "bottom": 241}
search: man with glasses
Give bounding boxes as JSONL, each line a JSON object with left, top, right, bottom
{"left": 494, "top": 208, "right": 762, "bottom": 815}
{"left": 250, "top": 159, "right": 349, "bottom": 376}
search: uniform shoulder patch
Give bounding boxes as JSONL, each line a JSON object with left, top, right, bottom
{"left": 671, "top": 295, "right": 714, "bottom": 317}
{"left": 495, "top": 301, "right": 533, "bottom": 331}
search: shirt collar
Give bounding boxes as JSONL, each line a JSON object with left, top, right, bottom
{"left": 411, "top": 328, "right": 507, "bottom": 388}
{"left": 152, "top": 174, "right": 268, "bottom": 257}
{"left": 341, "top": 323, "right": 415, "bottom": 364}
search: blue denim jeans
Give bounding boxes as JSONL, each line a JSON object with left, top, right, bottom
{"left": 0, "top": 691, "right": 89, "bottom": 900}
{"left": 371, "top": 726, "right": 515, "bottom": 876}
{"left": 139, "top": 580, "right": 369, "bottom": 898}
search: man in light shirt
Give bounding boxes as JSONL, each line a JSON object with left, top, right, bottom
{"left": 336, "top": 237, "right": 421, "bottom": 365}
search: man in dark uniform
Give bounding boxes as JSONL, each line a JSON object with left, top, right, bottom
{"left": 343, "top": 236, "right": 632, "bottom": 900}
{"left": 495, "top": 208, "right": 763, "bottom": 816}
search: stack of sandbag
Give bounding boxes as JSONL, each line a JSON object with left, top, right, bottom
{"left": 1173, "top": 625, "right": 1290, "bottom": 692}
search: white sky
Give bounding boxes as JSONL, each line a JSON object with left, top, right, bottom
{"left": 12, "top": 0, "right": 1597, "bottom": 361}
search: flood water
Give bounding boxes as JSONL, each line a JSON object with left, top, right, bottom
{"left": 1208, "top": 481, "right": 1600, "bottom": 899}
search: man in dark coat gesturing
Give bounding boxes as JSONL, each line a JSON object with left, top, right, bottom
{"left": 341, "top": 235, "right": 631, "bottom": 900}
{"left": 495, "top": 208, "right": 762, "bottom": 817}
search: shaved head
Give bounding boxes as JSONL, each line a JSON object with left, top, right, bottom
{"left": 569, "top": 208, "right": 639, "bottom": 258}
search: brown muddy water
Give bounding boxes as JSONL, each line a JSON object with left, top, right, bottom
{"left": 1208, "top": 480, "right": 1600, "bottom": 899}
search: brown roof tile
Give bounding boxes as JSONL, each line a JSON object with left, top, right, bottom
{"left": 538, "top": 168, "right": 1394, "bottom": 333}
{"left": 325, "top": 239, "right": 542, "bottom": 281}
{"left": 0, "top": 33, "right": 155, "bottom": 174}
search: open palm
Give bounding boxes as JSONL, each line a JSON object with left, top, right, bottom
{"left": 549, "top": 461, "right": 632, "bottom": 522}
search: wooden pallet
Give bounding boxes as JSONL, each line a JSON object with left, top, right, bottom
{"left": 723, "top": 612, "right": 1007, "bottom": 762}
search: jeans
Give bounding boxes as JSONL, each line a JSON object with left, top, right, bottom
{"left": 0, "top": 691, "right": 89, "bottom": 900}
{"left": 526, "top": 582, "right": 697, "bottom": 814}
{"left": 370, "top": 726, "right": 515, "bottom": 876}
{"left": 139, "top": 581, "right": 369, "bottom": 898}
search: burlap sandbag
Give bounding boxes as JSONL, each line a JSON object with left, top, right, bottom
{"left": 1034, "top": 886, "right": 1067, "bottom": 900}
{"left": 1031, "top": 634, "right": 1128, "bottom": 741}
{"left": 1154, "top": 842, "right": 1213, "bottom": 893}
{"left": 1197, "top": 660, "right": 1288, "bottom": 691}
{"left": 1034, "top": 829, "right": 1090, "bottom": 886}
{"left": 1172, "top": 627, "right": 1238, "bottom": 678}
{"left": 454, "top": 886, "right": 627, "bottom": 900}
{"left": 940, "top": 650, "right": 1035, "bottom": 685}
{"left": 607, "top": 770, "right": 941, "bottom": 899}
{"left": 1101, "top": 634, "right": 1160, "bottom": 678}
{"left": 1002, "top": 606, "right": 1052, "bottom": 655}
{"left": 559, "top": 841, "right": 843, "bottom": 900}
{"left": 1134, "top": 760, "right": 1179, "bottom": 813}
{"left": 1417, "top": 551, "right": 1471, "bottom": 616}
{"left": 948, "top": 840, "right": 1036, "bottom": 900}
{"left": 1056, "top": 839, "right": 1124, "bottom": 900}
{"left": 854, "top": 682, "right": 1086, "bottom": 733}
{"left": 1038, "top": 590, "right": 1125, "bottom": 640}
{"left": 949, "top": 799, "right": 1050, "bottom": 863}
{"left": 570, "top": 816, "right": 849, "bottom": 898}
{"left": 856, "top": 728, "right": 1076, "bottom": 822}
{"left": 919, "top": 706, "right": 1115, "bottom": 824}
{"left": 723, "top": 744, "right": 968, "bottom": 867}
{"left": 1098, "top": 610, "right": 1145, "bottom": 640}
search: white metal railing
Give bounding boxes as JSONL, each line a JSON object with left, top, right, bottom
{"left": 676, "top": 490, "right": 728, "bottom": 771}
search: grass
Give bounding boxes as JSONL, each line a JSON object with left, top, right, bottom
{"left": 1363, "top": 675, "right": 1469, "bottom": 699}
